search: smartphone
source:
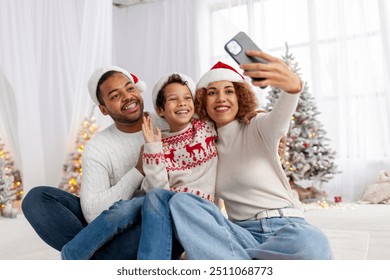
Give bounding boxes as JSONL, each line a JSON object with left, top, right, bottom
{"left": 224, "top": 31, "right": 267, "bottom": 84}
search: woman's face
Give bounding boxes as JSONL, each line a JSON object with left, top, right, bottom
{"left": 205, "top": 81, "right": 238, "bottom": 128}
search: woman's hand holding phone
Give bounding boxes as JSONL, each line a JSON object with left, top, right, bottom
{"left": 240, "top": 50, "right": 302, "bottom": 94}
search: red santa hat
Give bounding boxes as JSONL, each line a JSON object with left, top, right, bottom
{"left": 87, "top": 66, "right": 146, "bottom": 105}
{"left": 196, "top": 61, "right": 245, "bottom": 89}
{"left": 152, "top": 72, "right": 196, "bottom": 112}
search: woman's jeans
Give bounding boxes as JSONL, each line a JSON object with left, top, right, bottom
{"left": 137, "top": 189, "right": 183, "bottom": 260}
{"left": 169, "top": 193, "right": 333, "bottom": 260}
{"left": 22, "top": 186, "right": 141, "bottom": 259}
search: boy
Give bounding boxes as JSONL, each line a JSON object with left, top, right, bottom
{"left": 137, "top": 72, "right": 218, "bottom": 259}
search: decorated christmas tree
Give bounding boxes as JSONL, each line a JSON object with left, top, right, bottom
{"left": 58, "top": 107, "right": 98, "bottom": 196}
{"left": 0, "top": 139, "right": 23, "bottom": 218}
{"left": 264, "top": 44, "right": 340, "bottom": 199}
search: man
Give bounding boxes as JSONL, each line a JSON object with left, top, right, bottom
{"left": 22, "top": 66, "right": 168, "bottom": 259}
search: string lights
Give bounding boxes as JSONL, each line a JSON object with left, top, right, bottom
{"left": 0, "top": 139, "right": 23, "bottom": 218}
{"left": 58, "top": 108, "right": 98, "bottom": 196}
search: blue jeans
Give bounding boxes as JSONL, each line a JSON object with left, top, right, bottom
{"left": 61, "top": 197, "right": 144, "bottom": 260}
{"left": 22, "top": 186, "right": 141, "bottom": 259}
{"left": 169, "top": 193, "right": 333, "bottom": 260}
{"left": 137, "top": 189, "right": 183, "bottom": 260}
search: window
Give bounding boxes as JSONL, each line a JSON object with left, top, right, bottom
{"left": 210, "top": 0, "right": 390, "bottom": 159}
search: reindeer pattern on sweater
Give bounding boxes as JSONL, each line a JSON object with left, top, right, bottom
{"left": 141, "top": 119, "right": 218, "bottom": 202}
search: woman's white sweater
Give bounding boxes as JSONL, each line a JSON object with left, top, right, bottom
{"left": 215, "top": 92, "right": 303, "bottom": 221}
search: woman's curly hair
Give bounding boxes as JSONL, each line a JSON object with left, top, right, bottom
{"left": 194, "top": 81, "right": 258, "bottom": 123}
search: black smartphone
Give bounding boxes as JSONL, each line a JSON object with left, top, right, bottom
{"left": 224, "top": 31, "right": 267, "bottom": 84}
{"left": 224, "top": 31, "right": 267, "bottom": 65}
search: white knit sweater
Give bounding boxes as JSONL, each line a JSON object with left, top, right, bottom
{"left": 215, "top": 92, "right": 303, "bottom": 221}
{"left": 80, "top": 112, "right": 168, "bottom": 223}
{"left": 141, "top": 119, "right": 217, "bottom": 202}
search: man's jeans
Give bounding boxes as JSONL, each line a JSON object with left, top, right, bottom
{"left": 137, "top": 189, "right": 183, "bottom": 260}
{"left": 170, "top": 193, "right": 333, "bottom": 260}
{"left": 22, "top": 186, "right": 141, "bottom": 259}
{"left": 61, "top": 198, "right": 144, "bottom": 259}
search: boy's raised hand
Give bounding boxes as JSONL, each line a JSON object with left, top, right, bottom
{"left": 142, "top": 116, "right": 161, "bottom": 143}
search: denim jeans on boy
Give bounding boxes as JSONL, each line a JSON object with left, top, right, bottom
{"left": 137, "top": 189, "right": 184, "bottom": 260}
{"left": 22, "top": 186, "right": 141, "bottom": 259}
{"left": 169, "top": 192, "right": 333, "bottom": 260}
{"left": 61, "top": 197, "right": 144, "bottom": 260}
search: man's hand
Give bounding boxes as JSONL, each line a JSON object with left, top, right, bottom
{"left": 242, "top": 109, "right": 267, "bottom": 124}
{"left": 278, "top": 136, "right": 287, "bottom": 157}
{"left": 142, "top": 116, "right": 161, "bottom": 143}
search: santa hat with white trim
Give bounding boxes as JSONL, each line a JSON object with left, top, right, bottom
{"left": 152, "top": 72, "right": 196, "bottom": 112}
{"left": 196, "top": 61, "right": 245, "bottom": 89}
{"left": 87, "top": 66, "right": 146, "bottom": 105}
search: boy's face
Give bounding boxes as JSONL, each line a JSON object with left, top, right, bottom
{"left": 157, "top": 83, "right": 194, "bottom": 132}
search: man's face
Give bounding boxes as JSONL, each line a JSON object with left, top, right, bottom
{"left": 98, "top": 73, "right": 144, "bottom": 132}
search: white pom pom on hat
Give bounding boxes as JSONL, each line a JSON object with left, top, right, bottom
{"left": 196, "top": 61, "right": 245, "bottom": 90}
{"left": 151, "top": 72, "right": 196, "bottom": 113}
{"left": 87, "top": 66, "right": 146, "bottom": 105}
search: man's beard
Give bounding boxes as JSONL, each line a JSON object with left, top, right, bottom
{"left": 108, "top": 102, "right": 144, "bottom": 126}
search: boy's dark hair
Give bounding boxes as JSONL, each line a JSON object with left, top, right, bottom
{"left": 155, "top": 74, "right": 189, "bottom": 109}
{"left": 96, "top": 70, "right": 123, "bottom": 105}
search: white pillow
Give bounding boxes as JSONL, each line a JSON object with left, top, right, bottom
{"left": 361, "top": 182, "right": 390, "bottom": 204}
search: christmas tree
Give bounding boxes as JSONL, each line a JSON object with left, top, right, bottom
{"left": 0, "top": 139, "right": 23, "bottom": 218}
{"left": 264, "top": 44, "right": 340, "bottom": 196}
{"left": 58, "top": 107, "right": 98, "bottom": 196}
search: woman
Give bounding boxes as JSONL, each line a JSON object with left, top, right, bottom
{"left": 169, "top": 51, "right": 332, "bottom": 260}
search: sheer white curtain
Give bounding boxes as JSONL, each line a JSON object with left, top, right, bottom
{"left": 112, "top": 0, "right": 206, "bottom": 112}
{"left": 0, "top": 0, "right": 113, "bottom": 193}
{"left": 0, "top": 69, "right": 21, "bottom": 170}
{"left": 208, "top": 0, "right": 390, "bottom": 200}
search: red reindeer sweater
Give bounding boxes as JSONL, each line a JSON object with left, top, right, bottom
{"left": 141, "top": 119, "right": 218, "bottom": 202}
